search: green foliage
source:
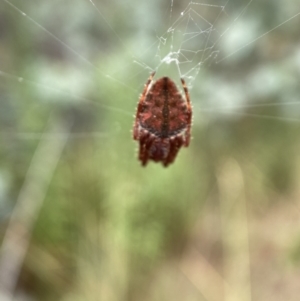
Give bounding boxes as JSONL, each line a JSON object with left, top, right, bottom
{"left": 1, "top": 0, "right": 300, "bottom": 300}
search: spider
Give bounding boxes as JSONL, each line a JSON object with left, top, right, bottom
{"left": 133, "top": 71, "right": 192, "bottom": 167}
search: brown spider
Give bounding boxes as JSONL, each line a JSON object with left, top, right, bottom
{"left": 133, "top": 71, "right": 192, "bottom": 167}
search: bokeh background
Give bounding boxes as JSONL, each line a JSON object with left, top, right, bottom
{"left": 1, "top": 0, "right": 300, "bottom": 300}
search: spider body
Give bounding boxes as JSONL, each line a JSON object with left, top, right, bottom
{"left": 133, "top": 71, "right": 192, "bottom": 167}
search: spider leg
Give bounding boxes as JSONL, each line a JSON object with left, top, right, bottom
{"left": 133, "top": 71, "right": 156, "bottom": 140}
{"left": 181, "top": 78, "right": 192, "bottom": 147}
{"left": 138, "top": 131, "right": 151, "bottom": 166}
{"left": 139, "top": 141, "right": 148, "bottom": 166}
{"left": 163, "top": 137, "right": 183, "bottom": 167}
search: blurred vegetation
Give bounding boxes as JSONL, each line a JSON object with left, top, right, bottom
{"left": 1, "top": 0, "right": 300, "bottom": 300}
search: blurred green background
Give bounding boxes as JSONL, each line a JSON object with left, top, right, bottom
{"left": 1, "top": 0, "right": 300, "bottom": 300}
